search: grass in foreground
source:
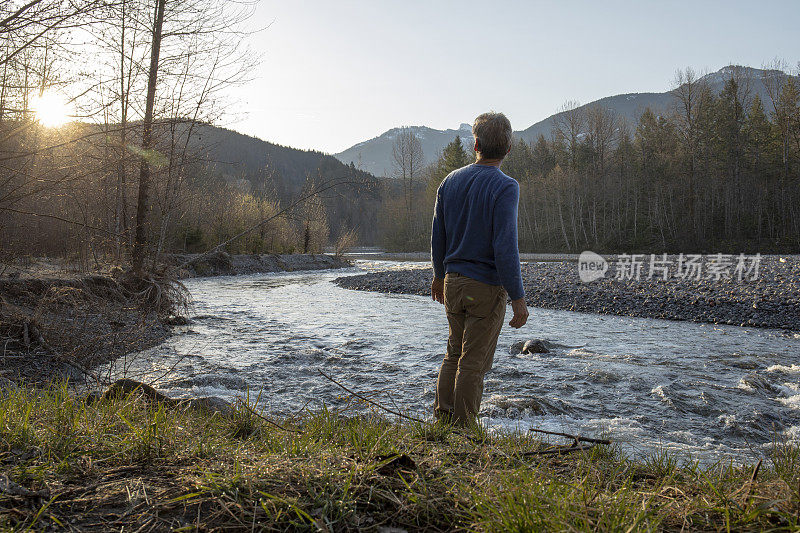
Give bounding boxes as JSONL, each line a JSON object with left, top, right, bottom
{"left": 0, "top": 385, "right": 798, "bottom": 532}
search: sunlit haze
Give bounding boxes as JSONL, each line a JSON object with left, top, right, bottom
{"left": 227, "top": 0, "right": 800, "bottom": 153}
{"left": 30, "top": 91, "right": 71, "bottom": 128}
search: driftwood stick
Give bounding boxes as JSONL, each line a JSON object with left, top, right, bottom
{"left": 318, "top": 370, "right": 427, "bottom": 424}
{"left": 742, "top": 458, "right": 763, "bottom": 502}
{"left": 528, "top": 427, "right": 611, "bottom": 445}
{"left": 519, "top": 443, "right": 597, "bottom": 456}
{"left": 449, "top": 443, "right": 597, "bottom": 459}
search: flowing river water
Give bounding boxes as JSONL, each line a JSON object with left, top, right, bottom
{"left": 116, "top": 261, "right": 800, "bottom": 462}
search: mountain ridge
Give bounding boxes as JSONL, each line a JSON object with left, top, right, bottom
{"left": 333, "top": 65, "right": 796, "bottom": 176}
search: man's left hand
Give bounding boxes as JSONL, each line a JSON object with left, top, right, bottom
{"left": 431, "top": 277, "right": 444, "bottom": 304}
{"left": 509, "top": 298, "right": 529, "bottom": 328}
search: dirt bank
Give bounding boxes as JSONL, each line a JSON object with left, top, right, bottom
{"left": 0, "top": 276, "right": 171, "bottom": 384}
{"left": 170, "top": 251, "right": 351, "bottom": 278}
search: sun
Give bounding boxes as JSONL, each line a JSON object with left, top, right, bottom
{"left": 30, "top": 92, "right": 72, "bottom": 128}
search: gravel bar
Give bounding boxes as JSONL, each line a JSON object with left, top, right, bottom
{"left": 335, "top": 256, "right": 800, "bottom": 331}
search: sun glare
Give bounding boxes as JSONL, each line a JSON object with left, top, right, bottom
{"left": 30, "top": 92, "right": 72, "bottom": 128}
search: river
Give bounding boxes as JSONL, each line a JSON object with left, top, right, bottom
{"left": 114, "top": 261, "right": 800, "bottom": 462}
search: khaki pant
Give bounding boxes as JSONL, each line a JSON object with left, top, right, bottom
{"left": 434, "top": 272, "right": 506, "bottom": 426}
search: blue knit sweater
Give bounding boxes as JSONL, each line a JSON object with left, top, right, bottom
{"left": 431, "top": 163, "right": 525, "bottom": 301}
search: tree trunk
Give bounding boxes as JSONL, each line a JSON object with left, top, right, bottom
{"left": 132, "top": 0, "right": 166, "bottom": 275}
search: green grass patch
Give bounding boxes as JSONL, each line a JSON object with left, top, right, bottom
{"left": 0, "top": 385, "right": 798, "bottom": 531}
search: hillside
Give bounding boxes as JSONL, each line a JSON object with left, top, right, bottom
{"left": 187, "top": 123, "right": 376, "bottom": 199}
{"left": 334, "top": 65, "right": 796, "bottom": 176}
{"left": 176, "top": 123, "right": 382, "bottom": 245}
{"left": 517, "top": 65, "right": 790, "bottom": 142}
{"left": 516, "top": 92, "right": 668, "bottom": 143}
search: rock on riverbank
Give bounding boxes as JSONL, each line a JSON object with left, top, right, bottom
{"left": 335, "top": 256, "right": 800, "bottom": 331}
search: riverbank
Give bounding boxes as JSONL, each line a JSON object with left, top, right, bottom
{"left": 171, "top": 251, "right": 351, "bottom": 278}
{"left": 1, "top": 385, "right": 797, "bottom": 531}
{"left": 345, "top": 251, "right": 582, "bottom": 262}
{"left": 1, "top": 252, "right": 351, "bottom": 280}
{"left": 0, "top": 276, "right": 172, "bottom": 384}
{"left": 335, "top": 256, "right": 800, "bottom": 331}
{"left": 0, "top": 253, "right": 351, "bottom": 384}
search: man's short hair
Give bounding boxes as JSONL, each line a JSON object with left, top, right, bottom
{"left": 472, "top": 112, "right": 512, "bottom": 159}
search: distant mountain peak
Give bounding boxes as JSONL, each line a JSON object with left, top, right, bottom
{"left": 698, "top": 64, "right": 786, "bottom": 86}
{"left": 335, "top": 65, "right": 797, "bottom": 176}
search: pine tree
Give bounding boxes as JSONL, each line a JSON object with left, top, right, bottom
{"left": 426, "top": 136, "right": 470, "bottom": 198}
{"left": 442, "top": 135, "right": 471, "bottom": 170}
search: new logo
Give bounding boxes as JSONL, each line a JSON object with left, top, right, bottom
{"left": 578, "top": 251, "right": 608, "bottom": 282}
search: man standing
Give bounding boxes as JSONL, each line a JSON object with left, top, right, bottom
{"left": 430, "top": 111, "right": 528, "bottom": 427}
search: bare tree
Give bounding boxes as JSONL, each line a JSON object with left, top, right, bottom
{"left": 92, "top": 0, "right": 258, "bottom": 272}
{"left": 131, "top": 0, "right": 166, "bottom": 274}
{"left": 391, "top": 127, "right": 424, "bottom": 237}
{"left": 0, "top": 0, "right": 105, "bottom": 254}
{"left": 671, "top": 67, "right": 709, "bottom": 241}
{"left": 762, "top": 59, "right": 796, "bottom": 218}
{"left": 553, "top": 100, "right": 585, "bottom": 171}
{"left": 585, "top": 105, "right": 618, "bottom": 244}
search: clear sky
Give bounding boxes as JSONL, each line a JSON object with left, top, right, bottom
{"left": 226, "top": 0, "right": 800, "bottom": 154}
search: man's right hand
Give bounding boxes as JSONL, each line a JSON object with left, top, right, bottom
{"left": 431, "top": 277, "right": 444, "bottom": 304}
{"left": 509, "top": 298, "right": 528, "bottom": 328}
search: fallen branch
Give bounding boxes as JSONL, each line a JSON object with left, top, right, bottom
{"left": 528, "top": 427, "right": 611, "bottom": 446}
{"left": 448, "top": 443, "right": 598, "bottom": 459}
{"left": 520, "top": 443, "right": 598, "bottom": 456}
{"left": 320, "top": 370, "right": 613, "bottom": 447}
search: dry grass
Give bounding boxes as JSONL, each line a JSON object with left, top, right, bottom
{"left": 0, "top": 385, "right": 798, "bottom": 531}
